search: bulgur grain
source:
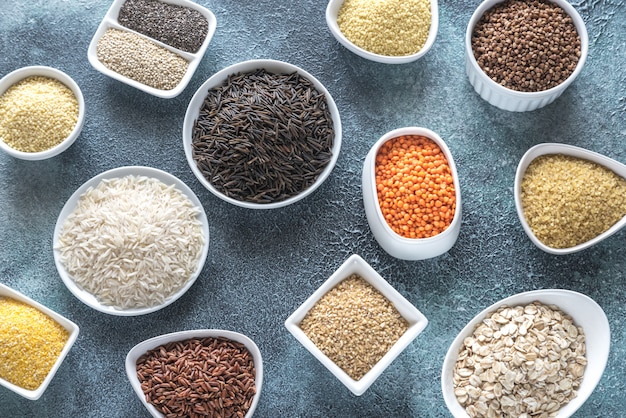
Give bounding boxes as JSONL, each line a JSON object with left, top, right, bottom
{"left": 299, "top": 274, "right": 408, "bottom": 380}
{"left": 337, "top": 0, "right": 431, "bottom": 57}
{"left": 0, "top": 297, "right": 69, "bottom": 390}
{"left": 0, "top": 76, "right": 79, "bottom": 153}
{"left": 96, "top": 28, "right": 189, "bottom": 90}
{"left": 521, "top": 154, "right": 626, "bottom": 249}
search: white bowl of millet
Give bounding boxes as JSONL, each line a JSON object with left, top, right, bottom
{"left": 441, "top": 289, "right": 610, "bottom": 418}
{"left": 514, "top": 143, "right": 626, "bottom": 255}
{"left": 285, "top": 254, "right": 428, "bottom": 396}
{"left": 465, "top": 0, "right": 588, "bottom": 112}
{"left": 0, "top": 66, "right": 85, "bottom": 160}
{"left": 126, "top": 329, "right": 263, "bottom": 418}
{"left": 326, "top": 0, "right": 438, "bottom": 64}
{"left": 53, "top": 166, "right": 209, "bottom": 316}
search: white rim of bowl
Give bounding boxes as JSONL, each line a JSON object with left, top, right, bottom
{"left": 0, "top": 66, "right": 85, "bottom": 160}
{"left": 514, "top": 143, "right": 626, "bottom": 255}
{"left": 125, "top": 329, "right": 263, "bottom": 418}
{"left": 325, "top": 0, "right": 439, "bottom": 64}
{"left": 441, "top": 289, "right": 610, "bottom": 418}
{"left": 465, "top": 0, "right": 589, "bottom": 98}
{"left": 367, "top": 127, "right": 462, "bottom": 245}
{"left": 52, "top": 166, "right": 210, "bottom": 316}
{"left": 183, "top": 59, "right": 342, "bottom": 209}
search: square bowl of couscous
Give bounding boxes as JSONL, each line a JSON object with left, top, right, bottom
{"left": 0, "top": 283, "right": 79, "bottom": 400}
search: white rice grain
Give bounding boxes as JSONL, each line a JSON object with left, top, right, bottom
{"left": 56, "top": 175, "right": 205, "bottom": 310}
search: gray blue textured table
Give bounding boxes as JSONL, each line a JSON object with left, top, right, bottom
{"left": 1, "top": 1, "right": 625, "bottom": 417}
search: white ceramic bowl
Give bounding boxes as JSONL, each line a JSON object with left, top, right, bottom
{"left": 326, "top": 0, "right": 438, "bottom": 64}
{"left": 0, "top": 283, "right": 80, "bottom": 400}
{"left": 87, "top": 0, "right": 216, "bottom": 98}
{"left": 362, "top": 127, "right": 462, "bottom": 260}
{"left": 285, "top": 254, "right": 428, "bottom": 396}
{"left": 183, "top": 59, "right": 342, "bottom": 209}
{"left": 442, "top": 289, "right": 610, "bottom": 418}
{"left": 53, "top": 166, "right": 209, "bottom": 316}
{"left": 126, "top": 329, "right": 263, "bottom": 418}
{"left": 0, "top": 66, "right": 85, "bottom": 160}
{"left": 514, "top": 143, "right": 626, "bottom": 255}
{"left": 465, "top": 0, "right": 588, "bottom": 112}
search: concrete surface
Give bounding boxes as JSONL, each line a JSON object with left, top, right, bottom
{"left": 0, "top": 0, "right": 624, "bottom": 416}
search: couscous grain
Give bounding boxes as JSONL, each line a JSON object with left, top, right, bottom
{"left": 337, "top": 0, "right": 431, "bottom": 57}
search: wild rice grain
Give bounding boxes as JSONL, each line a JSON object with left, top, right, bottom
{"left": 191, "top": 69, "right": 335, "bottom": 204}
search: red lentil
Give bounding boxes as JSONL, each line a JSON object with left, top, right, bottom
{"left": 0, "top": 296, "right": 69, "bottom": 390}
{"left": 375, "top": 135, "right": 456, "bottom": 239}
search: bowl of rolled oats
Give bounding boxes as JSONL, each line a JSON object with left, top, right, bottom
{"left": 465, "top": 0, "right": 588, "bottom": 111}
{"left": 441, "top": 289, "right": 610, "bottom": 418}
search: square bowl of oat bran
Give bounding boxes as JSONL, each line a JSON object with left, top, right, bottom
{"left": 284, "top": 254, "right": 428, "bottom": 396}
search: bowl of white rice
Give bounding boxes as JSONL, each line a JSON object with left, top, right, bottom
{"left": 53, "top": 166, "right": 209, "bottom": 316}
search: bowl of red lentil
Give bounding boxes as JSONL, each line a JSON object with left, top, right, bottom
{"left": 465, "top": 0, "right": 588, "bottom": 112}
{"left": 0, "top": 282, "right": 80, "bottom": 400}
{"left": 0, "top": 66, "right": 85, "bottom": 160}
{"left": 441, "top": 289, "right": 610, "bottom": 418}
{"left": 87, "top": 0, "right": 217, "bottom": 99}
{"left": 125, "top": 329, "right": 263, "bottom": 418}
{"left": 514, "top": 143, "right": 626, "bottom": 255}
{"left": 183, "top": 59, "right": 342, "bottom": 209}
{"left": 326, "top": 0, "right": 438, "bottom": 64}
{"left": 362, "top": 127, "right": 462, "bottom": 260}
{"left": 285, "top": 254, "right": 428, "bottom": 396}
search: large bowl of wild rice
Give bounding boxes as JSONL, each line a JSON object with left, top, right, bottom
{"left": 183, "top": 59, "right": 342, "bottom": 209}
{"left": 514, "top": 143, "right": 626, "bottom": 255}
{"left": 465, "top": 0, "right": 588, "bottom": 112}
{"left": 125, "top": 329, "right": 263, "bottom": 418}
{"left": 53, "top": 166, "right": 209, "bottom": 316}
